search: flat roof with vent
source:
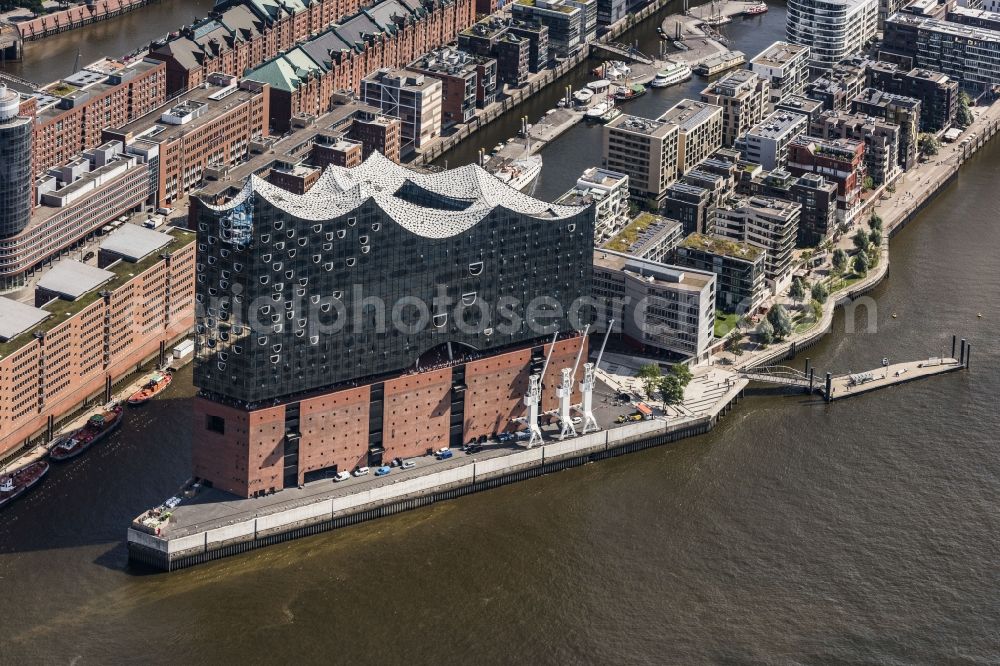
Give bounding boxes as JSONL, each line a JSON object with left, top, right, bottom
{"left": 36, "top": 261, "right": 115, "bottom": 301}
{"left": 100, "top": 224, "right": 173, "bottom": 262}
{"left": 0, "top": 298, "right": 50, "bottom": 342}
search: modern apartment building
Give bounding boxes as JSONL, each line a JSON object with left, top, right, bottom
{"left": 659, "top": 99, "right": 724, "bottom": 175}
{"left": 804, "top": 56, "right": 870, "bottom": 112}
{"left": 787, "top": 135, "right": 866, "bottom": 225}
{"left": 507, "top": 19, "right": 551, "bottom": 72}
{"left": 865, "top": 61, "right": 958, "bottom": 132}
{"left": 596, "top": 0, "right": 626, "bottom": 25}
{"left": 592, "top": 250, "right": 716, "bottom": 361}
{"left": 700, "top": 70, "right": 770, "bottom": 148}
{"left": 189, "top": 154, "right": 594, "bottom": 496}
{"left": 853, "top": 94, "right": 917, "bottom": 171}
{"left": 713, "top": 196, "right": 801, "bottom": 290}
{"left": 663, "top": 182, "right": 714, "bottom": 236}
{"left": 882, "top": 13, "right": 1000, "bottom": 92}
{"left": 775, "top": 95, "right": 824, "bottom": 123}
{"left": 0, "top": 226, "right": 195, "bottom": 458}
{"left": 748, "top": 41, "right": 810, "bottom": 106}
{"left": 749, "top": 168, "right": 838, "bottom": 246}
{"left": 361, "top": 69, "right": 444, "bottom": 152}
{"left": 458, "top": 18, "right": 533, "bottom": 87}
{"left": 603, "top": 114, "right": 679, "bottom": 204}
{"left": 810, "top": 111, "right": 901, "bottom": 185}
{"left": 556, "top": 167, "right": 631, "bottom": 243}
{"left": 409, "top": 47, "right": 497, "bottom": 126}
{"left": 785, "top": 0, "right": 877, "bottom": 71}
{"left": 511, "top": 0, "right": 584, "bottom": 58}
{"left": 600, "top": 213, "right": 684, "bottom": 263}
{"left": 734, "top": 110, "right": 808, "bottom": 171}
{"left": 674, "top": 233, "right": 767, "bottom": 314}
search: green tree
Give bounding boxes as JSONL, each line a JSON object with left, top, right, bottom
{"left": 955, "top": 91, "right": 974, "bottom": 129}
{"left": 811, "top": 281, "right": 828, "bottom": 304}
{"left": 852, "top": 229, "right": 870, "bottom": 252}
{"left": 919, "top": 133, "right": 940, "bottom": 156}
{"left": 658, "top": 374, "right": 685, "bottom": 407}
{"left": 862, "top": 175, "right": 875, "bottom": 191}
{"left": 724, "top": 330, "right": 745, "bottom": 357}
{"left": 670, "top": 363, "right": 693, "bottom": 388}
{"left": 869, "top": 228, "right": 883, "bottom": 249}
{"left": 789, "top": 277, "right": 807, "bottom": 308}
{"left": 736, "top": 313, "right": 752, "bottom": 332}
{"left": 832, "top": 248, "right": 848, "bottom": 275}
{"left": 767, "top": 304, "right": 793, "bottom": 340}
{"left": 854, "top": 250, "right": 870, "bottom": 275}
{"left": 810, "top": 298, "right": 823, "bottom": 321}
{"left": 637, "top": 363, "right": 661, "bottom": 400}
{"left": 758, "top": 318, "right": 775, "bottom": 346}
{"left": 869, "top": 213, "right": 883, "bottom": 232}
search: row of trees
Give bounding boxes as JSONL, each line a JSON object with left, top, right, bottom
{"left": 637, "top": 362, "right": 693, "bottom": 408}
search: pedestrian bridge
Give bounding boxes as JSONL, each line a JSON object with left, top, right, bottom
{"left": 590, "top": 42, "right": 654, "bottom": 65}
{"left": 738, "top": 366, "right": 816, "bottom": 389}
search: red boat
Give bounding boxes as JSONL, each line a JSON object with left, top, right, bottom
{"left": 127, "top": 371, "right": 172, "bottom": 406}
{"left": 50, "top": 404, "right": 123, "bottom": 462}
{"left": 744, "top": 2, "right": 768, "bottom": 15}
{"left": 0, "top": 460, "right": 50, "bottom": 510}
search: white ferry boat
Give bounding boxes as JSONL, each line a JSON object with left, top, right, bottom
{"left": 491, "top": 154, "right": 543, "bottom": 192}
{"left": 650, "top": 62, "right": 692, "bottom": 88}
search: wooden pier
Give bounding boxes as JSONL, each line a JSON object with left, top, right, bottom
{"left": 825, "top": 358, "right": 965, "bottom": 402}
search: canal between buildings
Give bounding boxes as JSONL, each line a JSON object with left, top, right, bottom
{"left": 1, "top": 2, "right": 998, "bottom": 663}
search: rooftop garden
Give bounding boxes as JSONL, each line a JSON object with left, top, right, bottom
{"left": 680, "top": 232, "right": 762, "bottom": 260}
{"left": 0, "top": 229, "right": 195, "bottom": 359}
{"left": 45, "top": 82, "right": 79, "bottom": 98}
{"left": 603, "top": 212, "right": 661, "bottom": 253}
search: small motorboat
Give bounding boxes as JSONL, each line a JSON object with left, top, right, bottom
{"left": 613, "top": 83, "right": 647, "bottom": 102}
{"left": 586, "top": 100, "right": 615, "bottom": 120}
{"left": 572, "top": 88, "right": 595, "bottom": 105}
{"left": 128, "top": 371, "right": 172, "bottom": 406}
{"left": 743, "top": 1, "right": 768, "bottom": 15}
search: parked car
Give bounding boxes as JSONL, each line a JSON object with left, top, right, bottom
{"left": 436, "top": 447, "right": 450, "bottom": 455}
{"left": 352, "top": 466, "right": 370, "bottom": 477}
{"left": 374, "top": 466, "right": 391, "bottom": 477}
{"left": 333, "top": 471, "right": 351, "bottom": 482}
{"left": 401, "top": 460, "right": 416, "bottom": 470}
{"left": 571, "top": 416, "right": 582, "bottom": 425}
{"left": 390, "top": 457, "right": 402, "bottom": 467}
{"left": 436, "top": 449, "right": 454, "bottom": 460}
{"left": 465, "top": 444, "right": 483, "bottom": 454}
{"left": 515, "top": 431, "right": 530, "bottom": 441}
{"left": 497, "top": 432, "right": 513, "bottom": 443}
{"left": 82, "top": 251, "right": 95, "bottom": 262}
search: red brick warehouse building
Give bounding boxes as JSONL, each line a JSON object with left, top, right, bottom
{"left": 189, "top": 154, "right": 595, "bottom": 497}
{"left": 243, "top": 0, "right": 475, "bottom": 130}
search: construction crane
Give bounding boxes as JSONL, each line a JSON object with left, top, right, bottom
{"left": 578, "top": 319, "right": 614, "bottom": 434}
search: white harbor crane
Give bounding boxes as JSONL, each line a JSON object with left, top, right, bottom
{"left": 555, "top": 325, "right": 590, "bottom": 440}
{"left": 518, "top": 331, "right": 558, "bottom": 448}
{"left": 578, "top": 319, "right": 614, "bottom": 434}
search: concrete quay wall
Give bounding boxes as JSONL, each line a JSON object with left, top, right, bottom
{"left": 127, "top": 391, "right": 742, "bottom": 571}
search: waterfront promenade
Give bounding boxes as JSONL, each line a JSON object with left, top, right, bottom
{"left": 725, "top": 99, "right": 1000, "bottom": 372}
